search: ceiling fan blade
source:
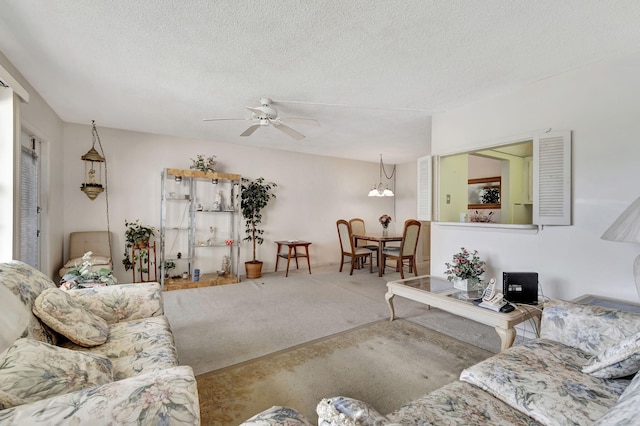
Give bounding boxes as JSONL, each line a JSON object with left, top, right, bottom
{"left": 203, "top": 117, "right": 249, "bottom": 122}
{"left": 279, "top": 117, "right": 320, "bottom": 126}
{"left": 245, "top": 106, "right": 262, "bottom": 115}
{"left": 272, "top": 122, "right": 305, "bottom": 140}
{"left": 240, "top": 123, "right": 261, "bottom": 137}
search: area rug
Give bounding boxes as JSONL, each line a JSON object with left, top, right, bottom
{"left": 196, "top": 319, "right": 493, "bottom": 425}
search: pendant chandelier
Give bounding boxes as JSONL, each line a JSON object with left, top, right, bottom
{"left": 368, "top": 154, "right": 396, "bottom": 197}
{"left": 81, "top": 121, "right": 107, "bottom": 200}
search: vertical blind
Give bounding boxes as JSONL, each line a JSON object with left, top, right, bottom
{"left": 20, "top": 138, "right": 39, "bottom": 268}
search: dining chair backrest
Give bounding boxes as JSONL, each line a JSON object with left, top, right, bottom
{"left": 400, "top": 219, "right": 422, "bottom": 257}
{"left": 349, "top": 218, "right": 366, "bottom": 246}
{"left": 337, "top": 219, "right": 355, "bottom": 253}
{"left": 349, "top": 218, "right": 366, "bottom": 235}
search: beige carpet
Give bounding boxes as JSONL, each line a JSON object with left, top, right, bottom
{"left": 196, "top": 319, "right": 493, "bottom": 425}
{"left": 164, "top": 265, "right": 502, "bottom": 376}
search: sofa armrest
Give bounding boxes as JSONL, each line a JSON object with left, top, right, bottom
{"left": 316, "top": 396, "right": 389, "bottom": 426}
{"left": 66, "top": 282, "right": 163, "bottom": 324}
{"left": 0, "top": 366, "right": 200, "bottom": 425}
{"left": 541, "top": 299, "right": 640, "bottom": 355}
{"left": 241, "top": 406, "right": 313, "bottom": 425}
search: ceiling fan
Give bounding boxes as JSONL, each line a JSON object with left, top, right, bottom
{"left": 203, "top": 97, "right": 319, "bottom": 140}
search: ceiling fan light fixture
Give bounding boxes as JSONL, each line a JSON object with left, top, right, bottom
{"left": 203, "top": 97, "right": 319, "bottom": 140}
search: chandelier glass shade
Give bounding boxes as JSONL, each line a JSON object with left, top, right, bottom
{"left": 368, "top": 154, "right": 395, "bottom": 197}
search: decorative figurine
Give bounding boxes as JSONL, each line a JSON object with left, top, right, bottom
{"left": 207, "top": 226, "right": 215, "bottom": 246}
{"left": 215, "top": 190, "right": 224, "bottom": 211}
{"left": 221, "top": 255, "right": 230, "bottom": 275}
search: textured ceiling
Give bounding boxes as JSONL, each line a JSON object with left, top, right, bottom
{"left": 1, "top": 0, "right": 640, "bottom": 164}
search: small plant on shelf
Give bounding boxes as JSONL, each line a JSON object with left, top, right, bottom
{"left": 190, "top": 154, "right": 217, "bottom": 173}
{"left": 162, "top": 260, "right": 176, "bottom": 278}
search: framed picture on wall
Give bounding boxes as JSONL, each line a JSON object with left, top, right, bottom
{"left": 468, "top": 177, "right": 501, "bottom": 210}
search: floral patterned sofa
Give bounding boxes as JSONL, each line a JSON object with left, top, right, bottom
{"left": 311, "top": 298, "right": 640, "bottom": 425}
{"left": 317, "top": 300, "right": 640, "bottom": 425}
{"left": 0, "top": 260, "right": 200, "bottom": 425}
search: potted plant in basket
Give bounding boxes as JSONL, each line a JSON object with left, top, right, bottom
{"left": 60, "top": 251, "right": 117, "bottom": 290}
{"left": 444, "top": 247, "right": 486, "bottom": 293}
{"left": 122, "top": 219, "right": 157, "bottom": 273}
{"left": 239, "top": 177, "right": 277, "bottom": 279}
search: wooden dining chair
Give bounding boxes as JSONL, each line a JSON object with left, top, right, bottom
{"left": 337, "top": 219, "right": 373, "bottom": 275}
{"left": 381, "top": 219, "right": 421, "bottom": 278}
{"left": 349, "top": 218, "right": 379, "bottom": 267}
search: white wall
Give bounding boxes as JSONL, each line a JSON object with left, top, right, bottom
{"left": 431, "top": 53, "right": 640, "bottom": 302}
{"left": 62, "top": 124, "right": 403, "bottom": 282}
{"left": 0, "top": 51, "right": 65, "bottom": 278}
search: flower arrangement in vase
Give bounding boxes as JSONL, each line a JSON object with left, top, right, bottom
{"left": 379, "top": 214, "right": 392, "bottom": 235}
{"left": 444, "top": 247, "right": 486, "bottom": 292}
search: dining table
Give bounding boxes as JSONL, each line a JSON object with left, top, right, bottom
{"left": 352, "top": 232, "right": 403, "bottom": 277}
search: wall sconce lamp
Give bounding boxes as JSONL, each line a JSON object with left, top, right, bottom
{"left": 368, "top": 154, "right": 396, "bottom": 197}
{"left": 81, "top": 121, "right": 107, "bottom": 200}
{"left": 601, "top": 196, "right": 640, "bottom": 296}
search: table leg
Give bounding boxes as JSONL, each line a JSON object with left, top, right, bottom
{"left": 495, "top": 326, "right": 516, "bottom": 351}
{"left": 285, "top": 246, "right": 293, "bottom": 277}
{"left": 385, "top": 291, "right": 396, "bottom": 321}
{"left": 293, "top": 246, "right": 299, "bottom": 269}
{"left": 275, "top": 243, "right": 282, "bottom": 272}
{"left": 378, "top": 241, "right": 384, "bottom": 277}
{"left": 305, "top": 244, "right": 311, "bottom": 274}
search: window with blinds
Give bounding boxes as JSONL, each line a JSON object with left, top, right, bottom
{"left": 20, "top": 136, "right": 40, "bottom": 268}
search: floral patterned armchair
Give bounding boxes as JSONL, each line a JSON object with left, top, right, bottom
{"left": 0, "top": 261, "right": 200, "bottom": 425}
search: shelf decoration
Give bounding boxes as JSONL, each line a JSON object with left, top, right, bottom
{"left": 190, "top": 154, "right": 217, "bottom": 173}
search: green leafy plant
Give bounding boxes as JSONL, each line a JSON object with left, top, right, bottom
{"left": 60, "top": 251, "right": 117, "bottom": 289}
{"left": 444, "top": 247, "right": 486, "bottom": 282}
{"left": 481, "top": 185, "right": 500, "bottom": 204}
{"left": 162, "top": 260, "right": 176, "bottom": 278}
{"left": 190, "top": 154, "right": 217, "bottom": 173}
{"left": 122, "top": 219, "right": 157, "bottom": 272}
{"left": 240, "top": 177, "right": 277, "bottom": 263}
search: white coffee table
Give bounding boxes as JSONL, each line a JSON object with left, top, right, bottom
{"left": 385, "top": 275, "right": 541, "bottom": 351}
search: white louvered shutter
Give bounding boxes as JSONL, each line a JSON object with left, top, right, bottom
{"left": 417, "top": 155, "right": 432, "bottom": 221}
{"left": 533, "top": 131, "right": 572, "bottom": 225}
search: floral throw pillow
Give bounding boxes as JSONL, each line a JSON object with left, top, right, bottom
{"left": 33, "top": 288, "right": 109, "bottom": 347}
{"left": 582, "top": 332, "right": 640, "bottom": 379}
{"left": 0, "top": 338, "right": 113, "bottom": 408}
